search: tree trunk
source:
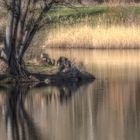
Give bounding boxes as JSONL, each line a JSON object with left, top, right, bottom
{"left": 0, "top": 0, "right": 59, "bottom": 81}
{"left": 9, "top": 54, "right": 28, "bottom": 79}
{"left": 0, "top": 2, "right": 28, "bottom": 80}
{"left": 0, "top": 46, "right": 28, "bottom": 80}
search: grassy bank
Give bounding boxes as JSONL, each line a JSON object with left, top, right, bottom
{"left": 35, "top": 5, "right": 140, "bottom": 49}
{"left": 45, "top": 25, "right": 140, "bottom": 49}
{"left": 1, "top": 5, "right": 140, "bottom": 49}
{"left": 47, "top": 5, "right": 140, "bottom": 25}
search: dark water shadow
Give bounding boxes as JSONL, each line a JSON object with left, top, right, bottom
{"left": 0, "top": 78, "right": 94, "bottom": 140}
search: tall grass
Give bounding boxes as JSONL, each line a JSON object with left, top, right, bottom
{"left": 1, "top": 5, "right": 140, "bottom": 49}
{"left": 45, "top": 24, "right": 140, "bottom": 49}
{"left": 42, "top": 6, "right": 140, "bottom": 49}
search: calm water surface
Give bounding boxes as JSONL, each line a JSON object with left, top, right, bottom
{"left": 0, "top": 50, "right": 140, "bottom": 140}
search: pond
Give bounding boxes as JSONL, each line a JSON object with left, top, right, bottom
{"left": 0, "top": 49, "right": 140, "bottom": 140}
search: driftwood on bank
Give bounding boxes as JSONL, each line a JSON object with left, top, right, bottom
{"left": 0, "top": 56, "right": 95, "bottom": 84}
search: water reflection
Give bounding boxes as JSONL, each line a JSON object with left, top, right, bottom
{"left": 0, "top": 50, "right": 140, "bottom": 140}
{"left": 0, "top": 81, "right": 93, "bottom": 140}
{"left": 4, "top": 85, "right": 42, "bottom": 140}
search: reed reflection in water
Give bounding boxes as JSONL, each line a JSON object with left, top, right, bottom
{"left": 0, "top": 50, "right": 140, "bottom": 140}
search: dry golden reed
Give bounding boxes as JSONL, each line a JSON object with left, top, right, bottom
{"left": 45, "top": 24, "right": 140, "bottom": 49}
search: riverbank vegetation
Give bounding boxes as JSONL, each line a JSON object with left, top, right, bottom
{"left": 34, "top": 4, "right": 140, "bottom": 49}
{"left": 1, "top": 4, "right": 140, "bottom": 50}
{"left": 46, "top": 25, "right": 140, "bottom": 49}
{"left": 0, "top": 0, "right": 92, "bottom": 82}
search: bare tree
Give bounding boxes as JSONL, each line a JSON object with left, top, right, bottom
{"left": 0, "top": 0, "right": 66, "bottom": 79}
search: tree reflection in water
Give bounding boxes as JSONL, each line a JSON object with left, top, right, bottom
{"left": 1, "top": 80, "right": 93, "bottom": 140}
{"left": 5, "top": 85, "right": 42, "bottom": 140}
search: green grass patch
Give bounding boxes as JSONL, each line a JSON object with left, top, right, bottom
{"left": 46, "top": 5, "right": 140, "bottom": 25}
{"left": 48, "top": 6, "right": 107, "bottom": 17}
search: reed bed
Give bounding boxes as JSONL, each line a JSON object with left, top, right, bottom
{"left": 45, "top": 24, "right": 140, "bottom": 49}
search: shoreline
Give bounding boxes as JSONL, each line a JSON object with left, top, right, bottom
{"left": 44, "top": 47, "right": 140, "bottom": 50}
{"left": 0, "top": 71, "right": 95, "bottom": 85}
